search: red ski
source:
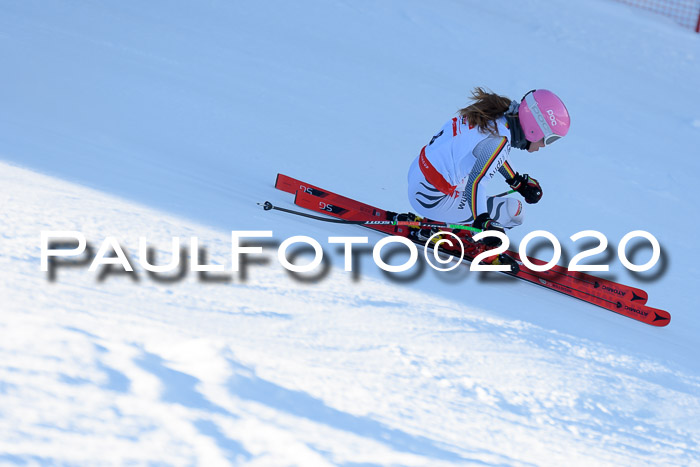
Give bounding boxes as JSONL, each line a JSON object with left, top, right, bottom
{"left": 273, "top": 173, "right": 670, "bottom": 327}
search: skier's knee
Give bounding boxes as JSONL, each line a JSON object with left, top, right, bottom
{"left": 492, "top": 198, "right": 523, "bottom": 229}
{"left": 507, "top": 198, "right": 524, "bottom": 227}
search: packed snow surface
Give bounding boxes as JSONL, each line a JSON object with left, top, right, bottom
{"left": 1, "top": 0, "right": 699, "bottom": 465}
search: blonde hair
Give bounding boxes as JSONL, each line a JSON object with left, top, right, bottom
{"left": 458, "top": 87, "right": 512, "bottom": 136}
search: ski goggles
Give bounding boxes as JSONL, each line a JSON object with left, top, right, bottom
{"left": 524, "top": 91, "right": 562, "bottom": 146}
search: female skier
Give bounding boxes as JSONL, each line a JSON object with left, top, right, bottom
{"left": 406, "top": 88, "right": 570, "bottom": 246}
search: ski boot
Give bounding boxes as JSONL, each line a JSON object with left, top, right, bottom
{"left": 487, "top": 253, "right": 520, "bottom": 274}
{"left": 385, "top": 211, "right": 446, "bottom": 246}
{"left": 416, "top": 226, "right": 447, "bottom": 245}
{"left": 457, "top": 229, "right": 520, "bottom": 273}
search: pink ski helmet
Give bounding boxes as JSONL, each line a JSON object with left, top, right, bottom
{"left": 518, "top": 89, "right": 570, "bottom": 145}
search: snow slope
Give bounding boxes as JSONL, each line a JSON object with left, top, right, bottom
{"left": 1, "top": 0, "right": 700, "bottom": 465}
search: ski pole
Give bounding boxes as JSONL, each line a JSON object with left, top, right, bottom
{"left": 258, "top": 201, "right": 483, "bottom": 232}
{"left": 493, "top": 189, "right": 516, "bottom": 197}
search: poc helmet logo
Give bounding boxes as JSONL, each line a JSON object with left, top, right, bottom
{"left": 547, "top": 109, "right": 557, "bottom": 126}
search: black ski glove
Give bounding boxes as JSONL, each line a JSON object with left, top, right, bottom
{"left": 473, "top": 213, "right": 505, "bottom": 248}
{"left": 506, "top": 172, "right": 542, "bottom": 204}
